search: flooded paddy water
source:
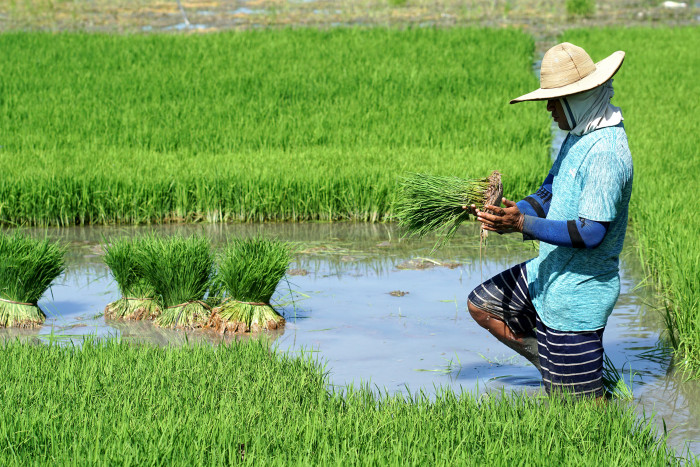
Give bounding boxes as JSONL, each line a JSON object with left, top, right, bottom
{"left": 1, "top": 222, "right": 697, "bottom": 456}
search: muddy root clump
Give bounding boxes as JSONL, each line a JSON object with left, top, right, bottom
{"left": 480, "top": 171, "right": 504, "bottom": 240}
{"left": 207, "top": 301, "right": 285, "bottom": 335}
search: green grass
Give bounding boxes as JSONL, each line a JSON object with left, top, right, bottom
{"left": 561, "top": 27, "right": 700, "bottom": 375}
{"left": 0, "top": 338, "right": 690, "bottom": 465}
{"left": 0, "top": 29, "right": 550, "bottom": 225}
{"left": 0, "top": 231, "right": 65, "bottom": 327}
{"left": 566, "top": 0, "right": 596, "bottom": 17}
{"left": 136, "top": 233, "right": 214, "bottom": 328}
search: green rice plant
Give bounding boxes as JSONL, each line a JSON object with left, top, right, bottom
{"left": 0, "top": 338, "right": 689, "bottom": 464}
{"left": 102, "top": 237, "right": 159, "bottom": 320}
{"left": 396, "top": 171, "right": 502, "bottom": 249}
{"left": 209, "top": 236, "right": 292, "bottom": 333}
{"left": 566, "top": 0, "right": 596, "bottom": 18}
{"left": 561, "top": 27, "right": 700, "bottom": 376}
{"left": 0, "top": 231, "right": 65, "bottom": 328}
{"left": 602, "top": 354, "right": 634, "bottom": 400}
{"left": 0, "top": 29, "right": 550, "bottom": 226}
{"left": 137, "top": 234, "right": 214, "bottom": 329}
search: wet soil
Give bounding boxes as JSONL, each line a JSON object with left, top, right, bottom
{"left": 0, "top": 222, "right": 697, "bottom": 456}
{"left": 1, "top": 1, "right": 698, "bottom": 54}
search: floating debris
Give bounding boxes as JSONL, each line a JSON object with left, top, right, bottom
{"left": 396, "top": 258, "right": 461, "bottom": 270}
{"left": 287, "top": 268, "right": 309, "bottom": 276}
{"left": 389, "top": 290, "right": 409, "bottom": 297}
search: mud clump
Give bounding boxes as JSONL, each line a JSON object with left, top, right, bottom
{"left": 389, "top": 290, "right": 409, "bottom": 297}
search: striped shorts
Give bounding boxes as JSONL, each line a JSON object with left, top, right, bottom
{"left": 467, "top": 262, "right": 605, "bottom": 398}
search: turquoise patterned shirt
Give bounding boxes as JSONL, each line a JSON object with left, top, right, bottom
{"left": 526, "top": 123, "right": 633, "bottom": 331}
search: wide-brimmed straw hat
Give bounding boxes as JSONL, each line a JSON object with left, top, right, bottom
{"left": 510, "top": 42, "right": 625, "bottom": 104}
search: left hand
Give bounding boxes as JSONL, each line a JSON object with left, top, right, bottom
{"left": 476, "top": 198, "right": 524, "bottom": 234}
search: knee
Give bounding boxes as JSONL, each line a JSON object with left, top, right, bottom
{"left": 467, "top": 301, "right": 488, "bottom": 327}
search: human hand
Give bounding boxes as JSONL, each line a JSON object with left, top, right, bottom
{"left": 476, "top": 198, "right": 524, "bottom": 234}
{"left": 461, "top": 203, "right": 479, "bottom": 216}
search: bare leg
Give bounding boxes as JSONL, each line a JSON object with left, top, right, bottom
{"left": 468, "top": 301, "right": 540, "bottom": 370}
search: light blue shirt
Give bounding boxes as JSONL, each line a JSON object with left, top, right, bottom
{"left": 526, "top": 123, "right": 633, "bottom": 331}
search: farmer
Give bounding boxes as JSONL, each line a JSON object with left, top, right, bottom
{"left": 465, "top": 42, "right": 633, "bottom": 398}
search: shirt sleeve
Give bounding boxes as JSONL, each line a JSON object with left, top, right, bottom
{"left": 517, "top": 172, "right": 554, "bottom": 219}
{"left": 578, "top": 150, "right": 627, "bottom": 222}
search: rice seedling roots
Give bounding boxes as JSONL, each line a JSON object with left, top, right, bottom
{"left": 0, "top": 299, "right": 45, "bottom": 328}
{"left": 208, "top": 301, "right": 285, "bottom": 334}
{"left": 104, "top": 298, "right": 160, "bottom": 321}
{"left": 483, "top": 171, "right": 504, "bottom": 210}
{"left": 155, "top": 301, "right": 211, "bottom": 329}
{"left": 481, "top": 171, "right": 503, "bottom": 239}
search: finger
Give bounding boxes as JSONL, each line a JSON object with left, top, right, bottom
{"left": 462, "top": 205, "right": 477, "bottom": 214}
{"left": 483, "top": 205, "right": 505, "bottom": 216}
{"left": 477, "top": 212, "right": 498, "bottom": 222}
{"left": 478, "top": 217, "right": 497, "bottom": 228}
{"left": 482, "top": 225, "right": 497, "bottom": 231}
{"left": 479, "top": 210, "right": 503, "bottom": 221}
{"left": 503, "top": 198, "right": 517, "bottom": 208}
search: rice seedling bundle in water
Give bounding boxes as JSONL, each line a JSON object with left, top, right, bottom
{"left": 396, "top": 171, "right": 503, "bottom": 249}
{"left": 103, "top": 237, "right": 159, "bottom": 320}
{"left": 208, "top": 237, "right": 292, "bottom": 334}
{"left": 0, "top": 232, "right": 65, "bottom": 328}
{"left": 137, "top": 234, "right": 214, "bottom": 329}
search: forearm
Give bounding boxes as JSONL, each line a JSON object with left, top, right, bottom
{"left": 517, "top": 174, "right": 553, "bottom": 218}
{"left": 517, "top": 197, "right": 546, "bottom": 218}
{"left": 521, "top": 216, "right": 609, "bottom": 249}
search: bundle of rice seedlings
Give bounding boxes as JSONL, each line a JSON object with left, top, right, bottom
{"left": 208, "top": 236, "right": 292, "bottom": 334}
{"left": 138, "top": 234, "right": 215, "bottom": 329}
{"left": 0, "top": 232, "right": 65, "bottom": 328}
{"left": 395, "top": 170, "right": 503, "bottom": 248}
{"left": 103, "top": 237, "right": 159, "bottom": 320}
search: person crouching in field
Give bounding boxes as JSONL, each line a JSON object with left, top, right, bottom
{"left": 466, "top": 43, "right": 633, "bottom": 398}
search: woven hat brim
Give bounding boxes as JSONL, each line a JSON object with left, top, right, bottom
{"left": 510, "top": 51, "right": 625, "bottom": 104}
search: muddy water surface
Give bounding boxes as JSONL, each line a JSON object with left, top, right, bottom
{"left": 1, "top": 223, "right": 698, "bottom": 456}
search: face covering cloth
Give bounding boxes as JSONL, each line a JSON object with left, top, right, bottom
{"left": 560, "top": 79, "right": 623, "bottom": 136}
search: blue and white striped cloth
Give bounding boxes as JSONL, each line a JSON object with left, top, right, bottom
{"left": 468, "top": 262, "right": 605, "bottom": 397}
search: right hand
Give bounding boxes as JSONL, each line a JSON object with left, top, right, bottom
{"left": 462, "top": 204, "right": 479, "bottom": 216}
{"left": 477, "top": 198, "right": 524, "bottom": 234}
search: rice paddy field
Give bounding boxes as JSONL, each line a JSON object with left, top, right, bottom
{"left": 0, "top": 11, "right": 699, "bottom": 464}
{"left": 0, "top": 28, "right": 549, "bottom": 224}
{"left": 0, "top": 222, "right": 698, "bottom": 461}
